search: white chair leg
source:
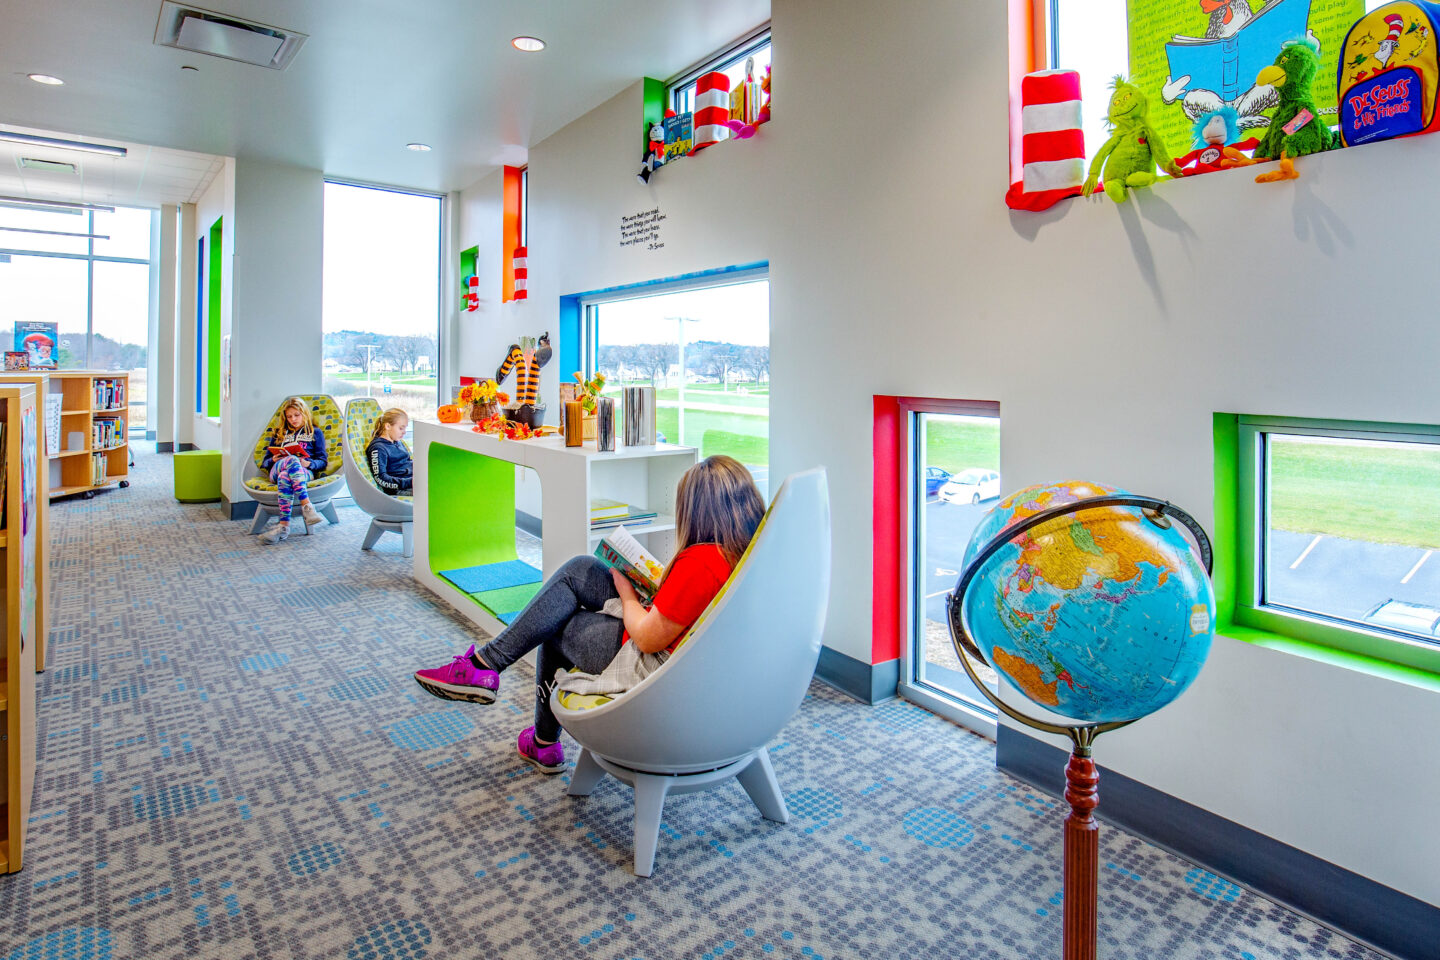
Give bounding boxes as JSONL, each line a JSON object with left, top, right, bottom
{"left": 566, "top": 747, "right": 607, "bottom": 797}
{"left": 361, "top": 519, "right": 384, "bottom": 552}
{"left": 737, "top": 749, "right": 789, "bottom": 824}
{"left": 401, "top": 521, "right": 413, "bottom": 558}
{"left": 320, "top": 500, "right": 340, "bottom": 524}
{"left": 248, "top": 509, "right": 268, "bottom": 535}
{"left": 631, "top": 773, "right": 671, "bottom": 878}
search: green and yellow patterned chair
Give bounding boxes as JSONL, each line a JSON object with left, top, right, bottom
{"left": 342, "top": 398, "right": 414, "bottom": 558}
{"left": 243, "top": 395, "right": 345, "bottom": 535}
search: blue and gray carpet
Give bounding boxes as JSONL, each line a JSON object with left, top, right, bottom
{"left": 0, "top": 448, "right": 1382, "bottom": 959}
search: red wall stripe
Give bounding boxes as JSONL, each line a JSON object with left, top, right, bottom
{"left": 872, "top": 395, "right": 902, "bottom": 666}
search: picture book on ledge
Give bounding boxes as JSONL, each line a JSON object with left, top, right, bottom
{"left": 15, "top": 321, "right": 57, "bottom": 370}
{"left": 594, "top": 526, "right": 665, "bottom": 603}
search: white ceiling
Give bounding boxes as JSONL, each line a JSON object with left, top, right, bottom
{"left": 0, "top": 0, "right": 770, "bottom": 197}
{"left": 0, "top": 124, "right": 225, "bottom": 208}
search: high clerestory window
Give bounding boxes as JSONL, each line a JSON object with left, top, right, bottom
{"left": 668, "top": 26, "right": 771, "bottom": 116}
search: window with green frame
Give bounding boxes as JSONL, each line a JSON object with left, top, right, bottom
{"left": 1218, "top": 413, "right": 1440, "bottom": 677}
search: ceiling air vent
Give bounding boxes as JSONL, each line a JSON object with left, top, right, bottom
{"left": 154, "top": 2, "right": 307, "bottom": 70}
{"left": 18, "top": 158, "right": 78, "bottom": 175}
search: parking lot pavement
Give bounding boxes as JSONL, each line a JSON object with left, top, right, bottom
{"left": 922, "top": 507, "right": 1440, "bottom": 635}
{"left": 1268, "top": 530, "right": 1440, "bottom": 623}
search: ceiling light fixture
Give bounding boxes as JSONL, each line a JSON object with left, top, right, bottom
{"left": 511, "top": 36, "right": 545, "bottom": 52}
{"left": 405, "top": 142, "right": 432, "bottom": 152}
{"left": 0, "top": 195, "right": 115, "bottom": 213}
{"left": 0, "top": 131, "right": 127, "bottom": 158}
{"left": 27, "top": 74, "right": 65, "bottom": 85}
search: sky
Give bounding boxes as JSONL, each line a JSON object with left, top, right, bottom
{"left": 597, "top": 278, "right": 769, "bottom": 347}
{"left": 322, "top": 182, "right": 441, "bottom": 340}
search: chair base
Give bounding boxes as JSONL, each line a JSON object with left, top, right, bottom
{"left": 248, "top": 498, "right": 340, "bottom": 535}
{"left": 567, "top": 747, "right": 788, "bottom": 877}
{"left": 361, "top": 518, "right": 413, "bottom": 558}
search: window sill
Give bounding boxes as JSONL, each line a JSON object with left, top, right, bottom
{"left": 1219, "top": 619, "right": 1440, "bottom": 694}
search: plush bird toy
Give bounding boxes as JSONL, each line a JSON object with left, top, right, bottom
{"left": 1082, "top": 76, "right": 1183, "bottom": 203}
{"left": 1252, "top": 38, "right": 1337, "bottom": 183}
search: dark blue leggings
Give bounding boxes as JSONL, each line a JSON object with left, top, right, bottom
{"left": 478, "top": 556, "right": 624, "bottom": 742}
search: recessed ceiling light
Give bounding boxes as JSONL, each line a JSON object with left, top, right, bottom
{"left": 28, "top": 74, "right": 65, "bottom": 85}
{"left": 511, "top": 36, "right": 546, "bottom": 52}
{"left": 405, "top": 142, "right": 432, "bottom": 152}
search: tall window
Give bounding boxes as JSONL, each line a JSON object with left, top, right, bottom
{"left": 0, "top": 202, "right": 153, "bottom": 430}
{"left": 586, "top": 275, "right": 769, "bottom": 493}
{"left": 322, "top": 182, "right": 443, "bottom": 423}
{"left": 669, "top": 28, "right": 771, "bottom": 115}
{"left": 1236, "top": 416, "right": 1440, "bottom": 673}
{"left": 898, "top": 400, "right": 1002, "bottom": 729}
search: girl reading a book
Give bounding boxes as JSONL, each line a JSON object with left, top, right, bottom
{"left": 364, "top": 408, "right": 412, "bottom": 494}
{"left": 414, "top": 455, "right": 765, "bottom": 774}
{"left": 258, "top": 397, "right": 328, "bottom": 545}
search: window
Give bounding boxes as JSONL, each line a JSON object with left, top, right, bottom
{"left": 1234, "top": 415, "right": 1440, "bottom": 674}
{"left": 583, "top": 272, "right": 769, "bottom": 493}
{"left": 896, "top": 400, "right": 1001, "bottom": 731}
{"left": 669, "top": 28, "right": 771, "bottom": 115}
{"left": 321, "top": 182, "right": 443, "bottom": 425}
{"left": 0, "top": 202, "right": 152, "bottom": 430}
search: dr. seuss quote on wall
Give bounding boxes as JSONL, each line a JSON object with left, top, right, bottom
{"left": 619, "top": 207, "right": 666, "bottom": 250}
{"left": 1126, "top": 0, "right": 1362, "bottom": 160}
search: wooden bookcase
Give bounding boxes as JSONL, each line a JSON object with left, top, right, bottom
{"left": 0, "top": 373, "right": 52, "bottom": 672}
{"left": 46, "top": 370, "right": 130, "bottom": 499}
{"left": 0, "top": 384, "right": 40, "bottom": 874}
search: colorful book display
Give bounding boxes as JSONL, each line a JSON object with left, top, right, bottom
{"left": 13, "top": 322, "right": 57, "bottom": 370}
{"left": 664, "top": 111, "right": 693, "bottom": 161}
{"left": 93, "top": 379, "right": 126, "bottom": 410}
{"left": 92, "top": 418, "right": 124, "bottom": 450}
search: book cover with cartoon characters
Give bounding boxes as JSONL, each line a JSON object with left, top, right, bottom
{"left": 1127, "top": 0, "right": 1362, "bottom": 167}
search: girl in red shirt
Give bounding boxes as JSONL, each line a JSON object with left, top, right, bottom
{"left": 414, "top": 455, "right": 765, "bottom": 773}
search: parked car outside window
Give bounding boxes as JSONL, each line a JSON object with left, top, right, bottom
{"left": 938, "top": 468, "right": 1001, "bottom": 505}
{"left": 924, "top": 466, "right": 952, "bottom": 497}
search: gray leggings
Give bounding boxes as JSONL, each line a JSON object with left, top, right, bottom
{"left": 478, "top": 555, "right": 624, "bottom": 742}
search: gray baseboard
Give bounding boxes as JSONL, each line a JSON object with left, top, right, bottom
{"left": 221, "top": 496, "right": 258, "bottom": 521}
{"left": 996, "top": 726, "right": 1438, "bottom": 960}
{"left": 814, "top": 648, "right": 899, "bottom": 704}
{"left": 145, "top": 430, "right": 156, "bottom": 440}
{"left": 177, "top": 442, "right": 197, "bottom": 452}
{"left": 156, "top": 441, "right": 175, "bottom": 453}
{"left": 516, "top": 510, "right": 542, "bottom": 539}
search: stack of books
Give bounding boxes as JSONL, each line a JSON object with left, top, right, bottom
{"left": 93, "top": 379, "right": 126, "bottom": 410}
{"left": 92, "top": 451, "right": 108, "bottom": 485}
{"left": 589, "top": 498, "right": 658, "bottom": 531}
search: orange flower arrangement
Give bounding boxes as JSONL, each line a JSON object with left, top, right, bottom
{"left": 458, "top": 379, "right": 509, "bottom": 407}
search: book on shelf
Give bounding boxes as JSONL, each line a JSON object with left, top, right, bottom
{"left": 589, "top": 497, "right": 630, "bottom": 520}
{"left": 589, "top": 509, "right": 658, "bottom": 530}
{"left": 92, "top": 451, "right": 107, "bottom": 485}
{"left": 92, "top": 417, "right": 123, "bottom": 450}
{"left": 92, "top": 378, "right": 126, "bottom": 410}
{"left": 593, "top": 525, "right": 665, "bottom": 603}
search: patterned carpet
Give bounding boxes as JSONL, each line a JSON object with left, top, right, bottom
{"left": 0, "top": 447, "right": 1383, "bottom": 960}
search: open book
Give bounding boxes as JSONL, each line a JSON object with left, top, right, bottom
{"left": 594, "top": 525, "right": 665, "bottom": 603}
{"left": 267, "top": 443, "right": 308, "bottom": 457}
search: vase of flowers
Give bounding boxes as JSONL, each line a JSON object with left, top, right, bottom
{"left": 459, "top": 379, "right": 507, "bottom": 424}
{"left": 572, "top": 371, "right": 606, "bottom": 442}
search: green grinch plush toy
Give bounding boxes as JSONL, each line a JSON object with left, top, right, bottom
{"left": 1252, "top": 37, "right": 1336, "bottom": 183}
{"left": 1082, "top": 76, "right": 1183, "bottom": 203}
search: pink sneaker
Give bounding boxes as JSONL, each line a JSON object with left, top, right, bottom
{"left": 414, "top": 645, "right": 499, "bottom": 704}
{"left": 517, "top": 727, "right": 565, "bottom": 774}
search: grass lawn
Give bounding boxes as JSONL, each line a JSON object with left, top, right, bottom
{"left": 924, "top": 419, "right": 1001, "bottom": 475}
{"left": 603, "top": 381, "right": 769, "bottom": 409}
{"left": 655, "top": 407, "right": 768, "bottom": 466}
{"left": 1270, "top": 438, "right": 1440, "bottom": 548}
{"left": 333, "top": 372, "right": 437, "bottom": 386}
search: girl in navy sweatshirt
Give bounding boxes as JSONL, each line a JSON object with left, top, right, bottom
{"left": 365, "top": 408, "right": 413, "bottom": 494}
{"left": 258, "top": 397, "right": 328, "bottom": 544}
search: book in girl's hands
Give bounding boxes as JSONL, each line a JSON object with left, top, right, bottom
{"left": 594, "top": 525, "right": 665, "bottom": 602}
{"left": 268, "top": 443, "right": 307, "bottom": 457}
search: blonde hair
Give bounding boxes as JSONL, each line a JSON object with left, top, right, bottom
{"left": 370, "top": 407, "right": 409, "bottom": 444}
{"left": 665, "top": 455, "right": 766, "bottom": 582}
{"left": 279, "top": 397, "right": 314, "bottom": 436}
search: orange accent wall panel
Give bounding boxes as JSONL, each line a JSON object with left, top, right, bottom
{"left": 502, "top": 165, "right": 523, "bottom": 303}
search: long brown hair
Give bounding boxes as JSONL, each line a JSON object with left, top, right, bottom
{"left": 278, "top": 397, "right": 314, "bottom": 437}
{"left": 665, "top": 455, "right": 766, "bottom": 581}
{"left": 369, "top": 407, "right": 409, "bottom": 445}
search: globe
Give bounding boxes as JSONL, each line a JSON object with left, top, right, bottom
{"left": 956, "top": 481, "right": 1215, "bottom": 725}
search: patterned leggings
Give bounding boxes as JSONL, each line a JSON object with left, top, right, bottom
{"left": 269, "top": 456, "right": 312, "bottom": 522}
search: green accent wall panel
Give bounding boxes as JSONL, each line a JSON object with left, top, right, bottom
{"left": 206, "top": 217, "right": 223, "bottom": 418}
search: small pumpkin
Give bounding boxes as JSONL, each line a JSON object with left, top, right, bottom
{"left": 436, "top": 404, "right": 463, "bottom": 424}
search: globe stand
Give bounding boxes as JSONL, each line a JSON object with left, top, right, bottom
{"left": 946, "top": 495, "right": 1213, "bottom": 960}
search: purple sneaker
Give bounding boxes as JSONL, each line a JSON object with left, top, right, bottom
{"left": 517, "top": 727, "right": 565, "bottom": 774}
{"left": 414, "top": 645, "right": 498, "bottom": 704}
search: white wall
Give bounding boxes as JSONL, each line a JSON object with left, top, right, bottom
{"left": 454, "top": 0, "right": 1440, "bottom": 906}
{"left": 154, "top": 204, "right": 177, "bottom": 447}
{"left": 174, "top": 202, "right": 197, "bottom": 447}
{"left": 219, "top": 158, "right": 324, "bottom": 503}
